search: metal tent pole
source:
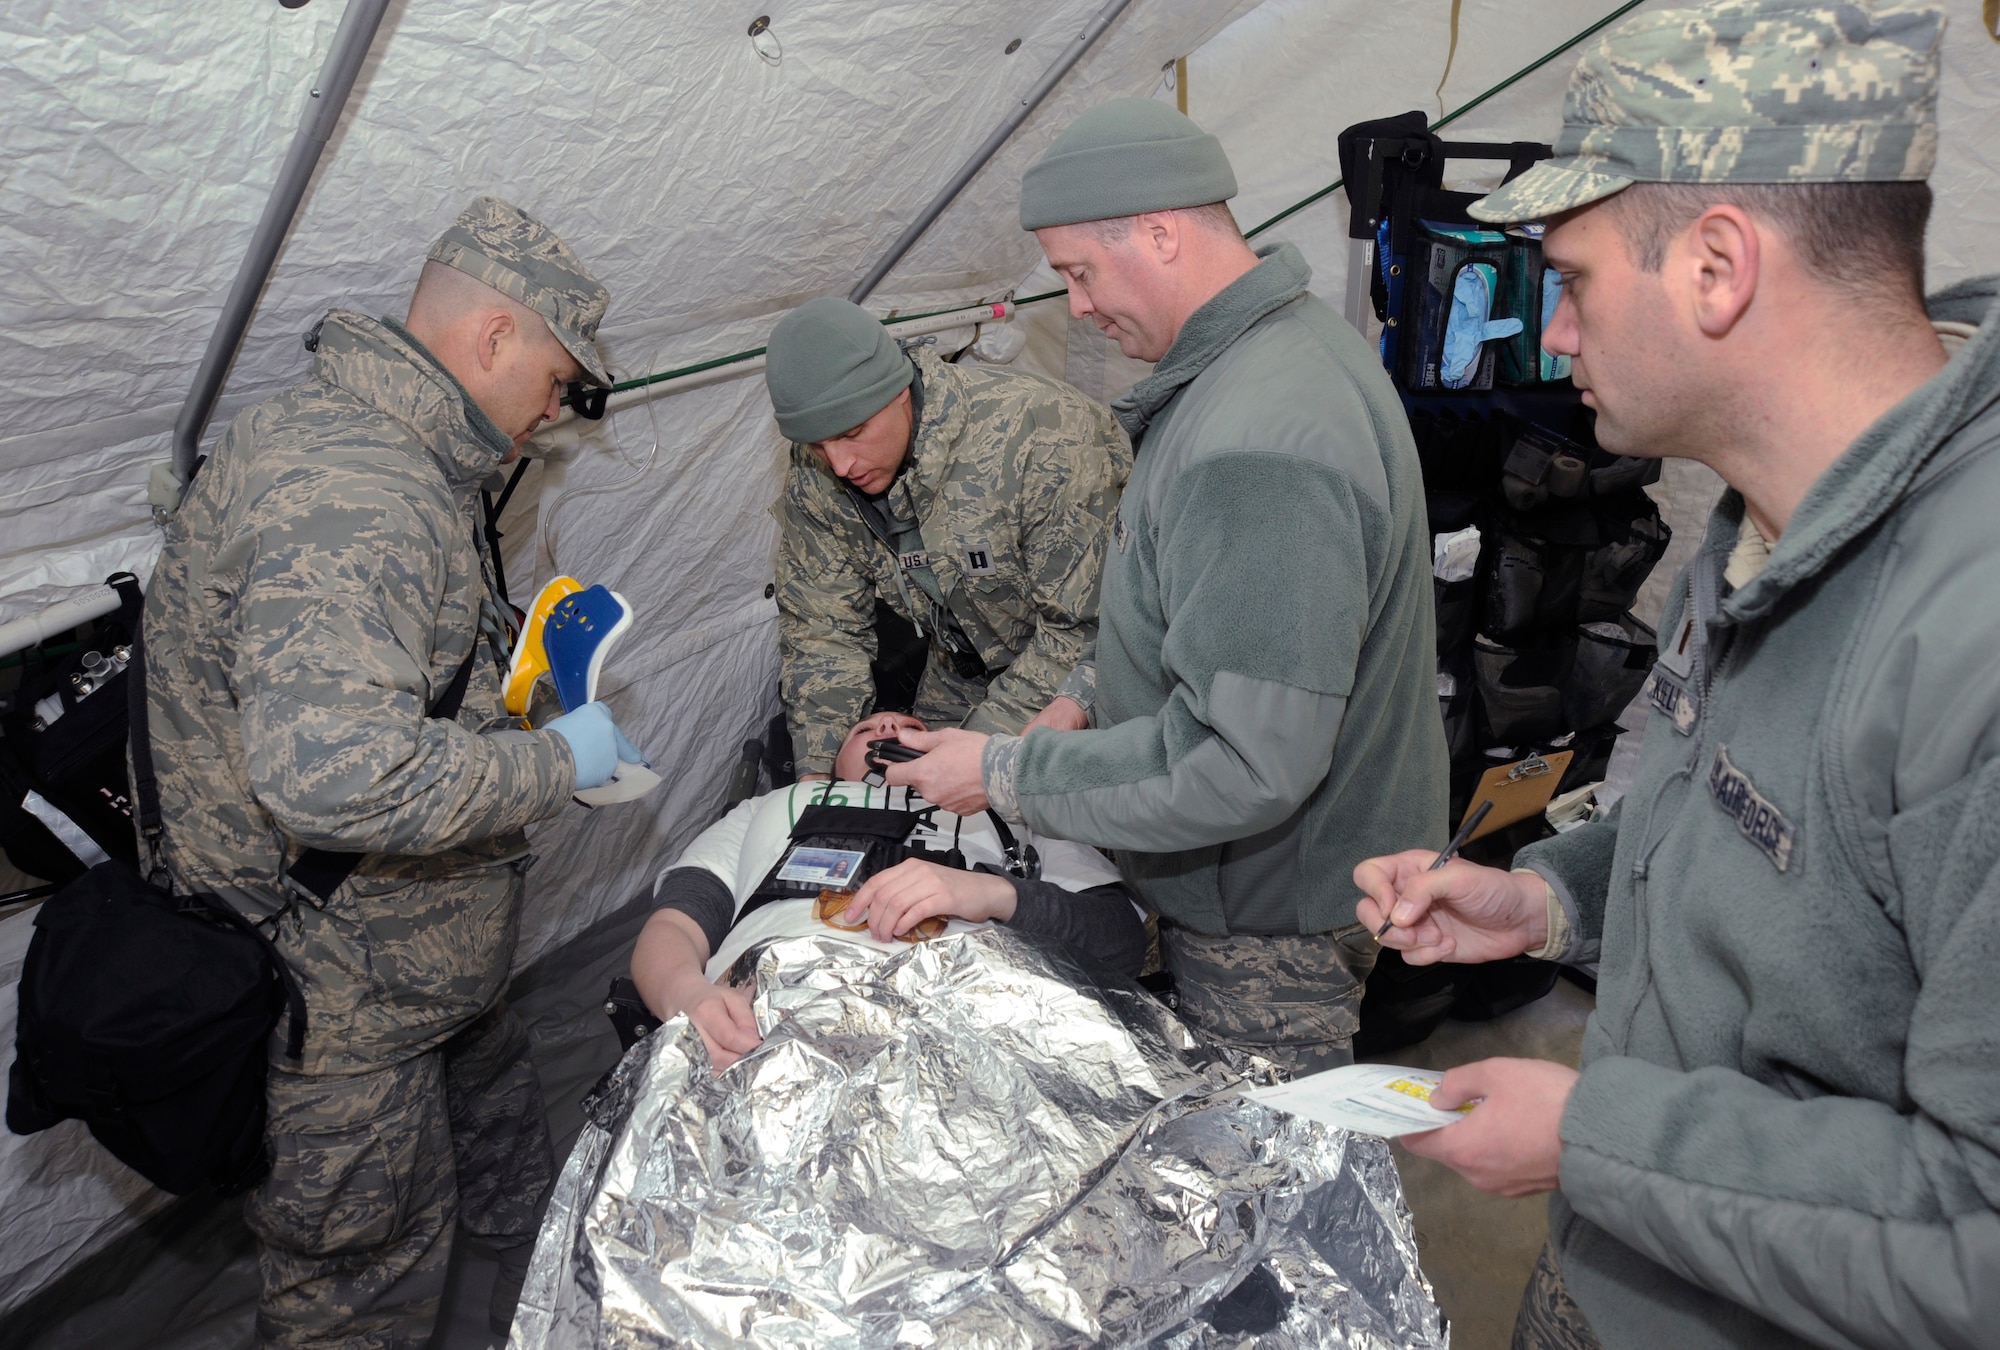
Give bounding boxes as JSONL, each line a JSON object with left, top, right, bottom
{"left": 847, "top": 0, "right": 1134, "bottom": 304}
{"left": 169, "top": 0, "right": 394, "bottom": 485}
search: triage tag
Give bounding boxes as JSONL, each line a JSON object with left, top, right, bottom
{"left": 776, "top": 846, "right": 868, "bottom": 890}
{"left": 572, "top": 759, "right": 661, "bottom": 809}
{"left": 1249, "top": 1064, "right": 1476, "bottom": 1138}
{"left": 1382, "top": 1075, "right": 1476, "bottom": 1115}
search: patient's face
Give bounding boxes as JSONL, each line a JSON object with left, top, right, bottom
{"left": 833, "top": 712, "right": 927, "bottom": 781}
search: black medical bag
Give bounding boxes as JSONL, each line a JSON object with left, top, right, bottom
{"left": 6, "top": 597, "right": 304, "bottom": 1196}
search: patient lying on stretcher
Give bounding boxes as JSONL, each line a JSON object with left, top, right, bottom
{"left": 630, "top": 712, "right": 1148, "bottom": 1067}
{"left": 530, "top": 713, "right": 1439, "bottom": 1346}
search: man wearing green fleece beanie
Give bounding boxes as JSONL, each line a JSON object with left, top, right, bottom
{"left": 885, "top": 98, "right": 1448, "bottom": 1076}
{"left": 765, "top": 296, "right": 1130, "bottom": 778}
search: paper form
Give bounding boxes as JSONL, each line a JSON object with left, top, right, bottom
{"left": 1249, "top": 1064, "right": 1473, "bottom": 1138}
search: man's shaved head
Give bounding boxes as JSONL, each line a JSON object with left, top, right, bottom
{"left": 408, "top": 259, "right": 556, "bottom": 340}
{"left": 404, "top": 259, "right": 582, "bottom": 449}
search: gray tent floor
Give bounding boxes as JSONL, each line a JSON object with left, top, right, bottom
{"left": 1, "top": 893, "right": 653, "bottom": 1350}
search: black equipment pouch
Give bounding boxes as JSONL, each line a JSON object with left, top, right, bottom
{"left": 1577, "top": 494, "right": 1671, "bottom": 623}
{"left": 6, "top": 587, "right": 306, "bottom": 1196}
{"left": 6, "top": 866, "right": 304, "bottom": 1195}
{"left": 1433, "top": 574, "right": 1478, "bottom": 661}
{"left": 735, "top": 798, "right": 929, "bottom": 925}
{"left": 1564, "top": 612, "right": 1659, "bottom": 732}
{"left": 1499, "top": 424, "right": 1592, "bottom": 512}
{"left": 0, "top": 572, "right": 148, "bottom": 879}
{"left": 1473, "top": 631, "right": 1578, "bottom": 746}
{"left": 1481, "top": 526, "right": 1583, "bottom": 644}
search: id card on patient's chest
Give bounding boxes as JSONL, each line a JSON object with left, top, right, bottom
{"left": 775, "top": 846, "right": 868, "bottom": 890}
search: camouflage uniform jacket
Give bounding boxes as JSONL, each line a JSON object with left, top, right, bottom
{"left": 775, "top": 349, "right": 1130, "bottom": 773}
{"left": 144, "top": 310, "right": 576, "bottom": 1074}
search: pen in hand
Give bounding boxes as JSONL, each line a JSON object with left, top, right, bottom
{"left": 1375, "top": 798, "right": 1495, "bottom": 939}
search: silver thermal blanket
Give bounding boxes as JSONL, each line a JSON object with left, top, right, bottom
{"left": 512, "top": 928, "right": 1446, "bottom": 1349}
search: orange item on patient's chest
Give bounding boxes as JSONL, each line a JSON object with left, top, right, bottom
{"left": 813, "top": 889, "right": 946, "bottom": 942}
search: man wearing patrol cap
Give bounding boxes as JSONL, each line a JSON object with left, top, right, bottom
{"left": 886, "top": 98, "right": 1448, "bottom": 1077}
{"left": 144, "top": 196, "right": 642, "bottom": 1345}
{"left": 764, "top": 296, "right": 1129, "bottom": 779}
{"left": 1350, "top": 4, "right": 2000, "bottom": 1347}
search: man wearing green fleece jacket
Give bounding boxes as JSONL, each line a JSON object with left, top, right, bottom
{"left": 886, "top": 99, "right": 1447, "bottom": 1074}
{"left": 1354, "top": 5, "right": 1999, "bottom": 1348}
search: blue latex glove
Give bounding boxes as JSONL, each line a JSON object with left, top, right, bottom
{"left": 546, "top": 702, "right": 646, "bottom": 790}
{"left": 1441, "top": 262, "right": 1523, "bottom": 388}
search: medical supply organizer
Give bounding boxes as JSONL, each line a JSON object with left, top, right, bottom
{"left": 1339, "top": 112, "right": 1669, "bottom": 829}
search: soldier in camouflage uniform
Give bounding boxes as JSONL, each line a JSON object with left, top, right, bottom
{"left": 144, "top": 197, "right": 637, "bottom": 1348}
{"left": 765, "top": 297, "right": 1130, "bottom": 776}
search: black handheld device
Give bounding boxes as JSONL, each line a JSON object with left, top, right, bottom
{"left": 864, "top": 737, "right": 924, "bottom": 775}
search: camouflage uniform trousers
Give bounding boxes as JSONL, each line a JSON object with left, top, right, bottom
{"left": 1512, "top": 1241, "right": 1605, "bottom": 1350}
{"left": 245, "top": 1000, "right": 553, "bottom": 1349}
{"left": 1157, "top": 923, "right": 1379, "bottom": 1079}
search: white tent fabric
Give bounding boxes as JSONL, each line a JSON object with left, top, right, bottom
{"left": 0, "top": 0, "right": 1994, "bottom": 1319}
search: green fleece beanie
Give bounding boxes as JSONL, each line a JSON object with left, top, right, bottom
{"left": 1019, "top": 98, "right": 1238, "bottom": 230}
{"left": 764, "top": 298, "right": 914, "bottom": 444}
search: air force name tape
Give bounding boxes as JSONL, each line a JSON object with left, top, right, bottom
{"left": 1708, "top": 744, "right": 1796, "bottom": 872}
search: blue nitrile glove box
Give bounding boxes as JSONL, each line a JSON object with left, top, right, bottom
{"left": 1403, "top": 220, "right": 1511, "bottom": 392}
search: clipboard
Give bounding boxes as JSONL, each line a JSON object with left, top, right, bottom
{"left": 1462, "top": 750, "right": 1573, "bottom": 840}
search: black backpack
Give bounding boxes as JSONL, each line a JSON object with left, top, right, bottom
{"left": 6, "top": 600, "right": 305, "bottom": 1196}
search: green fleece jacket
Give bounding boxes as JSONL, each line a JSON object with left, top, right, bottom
{"left": 983, "top": 244, "right": 1447, "bottom": 934}
{"left": 1516, "top": 279, "right": 2000, "bottom": 1350}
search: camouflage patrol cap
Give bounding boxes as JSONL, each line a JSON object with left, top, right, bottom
{"left": 427, "top": 196, "right": 613, "bottom": 387}
{"left": 1470, "top": 0, "right": 1943, "bottom": 225}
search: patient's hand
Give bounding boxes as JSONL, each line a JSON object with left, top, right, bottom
{"left": 674, "top": 975, "right": 762, "bottom": 1070}
{"left": 848, "top": 858, "right": 1017, "bottom": 943}
{"left": 632, "top": 908, "right": 764, "bottom": 1069}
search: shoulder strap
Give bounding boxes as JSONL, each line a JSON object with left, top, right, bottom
{"left": 428, "top": 641, "right": 478, "bottom": 722}
{"left": 113, "top": 573, "right": 167, "bottom": 884}
{"left": 289, "top": 645, "right": 479, "bottom": 905}
{"left": 118, "top": 574, "right": 307, "bottom": 1061}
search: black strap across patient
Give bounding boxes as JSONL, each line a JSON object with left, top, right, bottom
{"left": 736, "top": 797, "right": 964, "bottom": 926}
